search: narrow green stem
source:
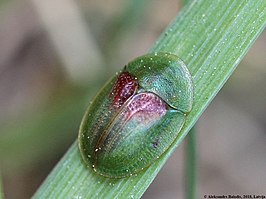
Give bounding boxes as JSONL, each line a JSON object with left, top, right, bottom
{"left": 0, "top": 172, "right": 4, "bottom": 199}
{"left": 185, "top": 127, "right": 197, "bottom": 199}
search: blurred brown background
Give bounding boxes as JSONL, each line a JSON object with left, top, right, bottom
{"left": 0, "top": 0, "right": 265, "bottom": 198}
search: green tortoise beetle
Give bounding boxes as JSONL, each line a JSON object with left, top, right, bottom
{"left": 78, "top": 52, "right": 193, "bottom": 178}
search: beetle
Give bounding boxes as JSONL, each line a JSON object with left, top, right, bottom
{"left": 78, "top": 52, "right": 193, "bottom": 178}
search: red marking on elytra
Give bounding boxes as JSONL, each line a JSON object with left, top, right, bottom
{"left": 122, "top": 92, "right": 167, "bottom": 123}
{"left": 102, "top": 92, "right": 168, "bottom": 153}
{"left": 110, "top": 72, "right": 138, "bottom": 108}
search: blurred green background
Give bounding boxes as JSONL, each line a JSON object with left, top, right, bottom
{"left": 0, "top": 0, "right": 265, "bottom": 198}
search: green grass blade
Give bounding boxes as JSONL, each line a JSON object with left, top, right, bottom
{"left": 33, "top": 0, "right": 266, "bottom": 198}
